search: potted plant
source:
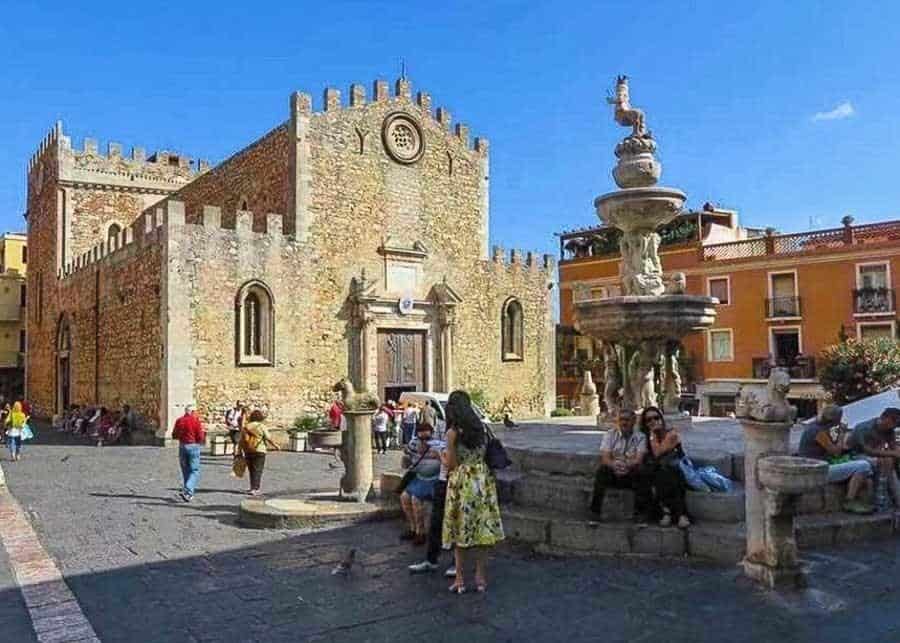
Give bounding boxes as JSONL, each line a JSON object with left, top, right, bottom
{"left": 288, "top": 415, "right": 321, "bottom": 452}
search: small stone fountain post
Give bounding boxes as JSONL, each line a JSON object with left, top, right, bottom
{"left": 333, "top": 378, "right": 379, "bottom": 503}
{"left": 341, "top": 409, "right": 375, "bottom": 502}
{"left": 737, "top": 369, "right": 827, "bottom": 589}
{"left": 580, "top": 371, "right": 600, "bottom": 416}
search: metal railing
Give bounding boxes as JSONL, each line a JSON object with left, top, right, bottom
{"left": 853, "top": 287, "right": 895, "bottom": 314}
{"left": 752, "top": 356, "right": 816, "bottom": 380}
{"left": 766, "top": 296, "right": 802, "bottom": 318}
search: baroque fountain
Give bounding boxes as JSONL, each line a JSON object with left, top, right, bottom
{"left": 574, "top": 76, "right": 717, "bottom": 419}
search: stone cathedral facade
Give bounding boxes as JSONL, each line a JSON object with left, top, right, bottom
{"left": 24, "top": 76, "right": 555, "bottom": 438}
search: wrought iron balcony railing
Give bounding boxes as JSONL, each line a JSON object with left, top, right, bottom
{"left": 853, "top": 287, "right": 895, "bottom": 314}
{"left": 752, "top": 356, "right": 816, "bottom": 380}
{"left": 766, "top": 296, "right": 802, "bottom": 318}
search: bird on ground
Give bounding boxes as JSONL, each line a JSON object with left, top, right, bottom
{"left": 327, "top": 461, "right": 339, "bottom": 470}
{"left": 331, "top": 548, "right": 356, "bottom": 576}
{"left": 60, "top": 455, "right": 71, "bottom": 462}
{"left": 503, "top": 414, "right": 518, "bottom": 429}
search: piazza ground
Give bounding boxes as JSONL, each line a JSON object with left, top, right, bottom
{"left": 1, "top": 426, "right": 900, "bottom": 642}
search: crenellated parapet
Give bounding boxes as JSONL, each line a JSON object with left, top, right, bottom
{"left": 290, "top": 77, "right": 489, "bottom": 157}
{"left": 489, "top": 244, "right": 555, "bottom": 274}
{"left": 58, "top": 200, "right": 293, "bottom": 282}
{"left": 35, "top": 122, "right": 210, "bottom": 196}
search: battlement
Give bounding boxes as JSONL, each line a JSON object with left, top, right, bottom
{"left": 58, "top": 200, "right": 291, "bottom": 282}
{"left": 291, "top": 76, "right": 488, "bottom": 156}
{"left": 490, "top": 245, "right": 555, "bottom": 273}
{"left": 27, "top": 121, "right": 210, "bottom": 195}
{"left": 27, "top": 121, "right": 63, "bottom": 173}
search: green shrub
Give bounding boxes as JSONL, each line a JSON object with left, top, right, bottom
{"left": 819, "top": 337, "right": 900, "bottom": 404}
{"left": 292, "top": 414, "right": 323, "bottom": 433}
{"left": 469, "top": 388, "right": 490, "bottom": 411}
{"left": 551, "top": 408, "right": 574, "bottom": 417}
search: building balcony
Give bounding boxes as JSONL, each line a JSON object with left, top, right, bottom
{"left": 853, "top": 287, "right": 895, "bottom": 315}
{"left": 752, "top": 355, "right": 816, "bottom": 380}
{"left": 766, "top": 296, "right": 802, "bottom": 319}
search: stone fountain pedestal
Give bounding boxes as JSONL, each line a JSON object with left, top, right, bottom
{"left": 340, "top": 409, "right": 376, "bottom": 502}
{"left": 740, "top": 418, "right": 828, "bottom": 589}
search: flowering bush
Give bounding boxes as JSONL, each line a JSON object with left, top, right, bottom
{"left": 819, "top": 337, "right": 900, "bottom": 404}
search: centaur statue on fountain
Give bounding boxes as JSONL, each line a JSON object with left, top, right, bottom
{"left": 607, "top": 75, "right": 649, "bottom": 138}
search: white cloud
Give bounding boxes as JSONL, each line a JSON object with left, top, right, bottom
{"left": 812, "top": 101, "right": 855, "bottom": 122}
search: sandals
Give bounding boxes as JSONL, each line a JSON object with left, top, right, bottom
{"left": 448, "top": 582, "right": 467, "bottom": 594}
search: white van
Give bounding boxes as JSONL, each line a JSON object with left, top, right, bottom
{"left": 397, "top": 391, "right": 488, "bottom": 438}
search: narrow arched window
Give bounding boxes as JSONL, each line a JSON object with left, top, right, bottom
{"left": 107, "top": 223, "right": 122, "bottom": 250}
{"left": 501, "top": 298, "right": 524, "bottom": 361}
{"left": 236, "top": 281, "right": 274, "bottom": 366}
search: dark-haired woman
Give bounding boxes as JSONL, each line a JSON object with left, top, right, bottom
{"left": 237, "top": 409, "right": 279, "bottom": 496}
{"left": 442, "top": 390, "right": 504, "bottom": 594}
{"left": 640, "top": 407, "right": 690, "bottom": 528}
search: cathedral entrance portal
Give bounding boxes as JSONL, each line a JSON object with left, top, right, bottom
{"left": 377, "top": 330, "right": 426, "bottom": 404}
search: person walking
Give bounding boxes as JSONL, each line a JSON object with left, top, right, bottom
{"left": 225, "top": 401, "right": 243, "bottom": 450}
{"left": 237, "top": 409, "right": 279, "bottom": 496}
{"left": 5, "top": 401, "right": 27, "bottom": 462}
{"left": 442, "top": 390, "right": 504, "bottom": 594}
{"left": 172, "top": 405, "right": 205, "bottom": 502}
{"left": 372, "top": 405, "right": 390, "bottom": 454}
{"left": 401, "top": 402, "right": 418, "bottom": 446}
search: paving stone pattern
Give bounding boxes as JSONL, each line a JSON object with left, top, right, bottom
{"left": 2, "top": 431, "right": 900, "bottom": 642}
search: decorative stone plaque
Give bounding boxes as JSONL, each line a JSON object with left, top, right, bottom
{"left": 382, "top": 112, "right": 425, "bottom": 164}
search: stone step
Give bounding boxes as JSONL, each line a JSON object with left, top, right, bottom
{"left": 502, "top": 506, "right": 687, "bottom": 558}
{"left": 796, "top": 511, "right": 897, "bottom": 548}
{"left": 686, "top": 484, "right": 746, "bottom": 523}
{"left": 797, "top": 483, "right": 859, "bottom": 515}
{"left": 686, "top": 522, "right": 747, "bottom": 564}
{"left": 501, "top": 470, "right": 633, "bottom": 521}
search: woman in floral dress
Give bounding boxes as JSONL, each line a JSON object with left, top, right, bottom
{"left": 442, "top": 390, "right": 504, "bottom": 594}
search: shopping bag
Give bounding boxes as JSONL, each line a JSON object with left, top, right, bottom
{"left": 678, "top": 456, "right": 711, "bottom": 492}
{"left": 21, "top": 423, "right": 34, "bottom": 441}
{"left": 231, "top": 454, "right": 247, "bottom": 478}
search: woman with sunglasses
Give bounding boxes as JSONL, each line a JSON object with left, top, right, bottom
{"left": 640, "top": 407, "right": 691, "bottom": 529}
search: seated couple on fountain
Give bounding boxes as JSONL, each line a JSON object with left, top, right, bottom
{"left": 798, "top": 405, "right": 877, "bottom": 514}
{"left": 591, "top": 407, "right": 690, "bottom": 528}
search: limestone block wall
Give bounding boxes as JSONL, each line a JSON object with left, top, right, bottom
{"left": 453, "top": 250, "right": 556, "bottom": 417}
{"left": 162, "top": 125, "right": 291, "bottom": 232}
{"left": 49, "top": 215, "right": 165, "bottom": 426}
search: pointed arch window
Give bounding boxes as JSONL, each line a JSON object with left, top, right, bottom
{"left": 236, "top": 280, "right": 274, "bottom": 366}
{"left": 501, "top": 298, "right": 524, "bottom": 361}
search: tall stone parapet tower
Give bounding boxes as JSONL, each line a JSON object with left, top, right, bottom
{"left": 24, "top": 121, "right": 205, "bottom": 407}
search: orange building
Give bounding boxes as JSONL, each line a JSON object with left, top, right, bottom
{"left": 557, "top": 208, "right": 900, "bottom": 418}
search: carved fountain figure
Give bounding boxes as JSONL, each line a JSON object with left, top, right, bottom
{"left": 574, "top": 77, "right": 718, "bottom": 423}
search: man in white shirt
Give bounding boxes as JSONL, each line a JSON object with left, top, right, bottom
{"left": 591, "top": 408, "right": 652, "bottom": 521}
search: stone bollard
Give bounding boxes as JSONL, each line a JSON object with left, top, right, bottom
{"left": 340, "top": 409, "right": 375, "bottom": 503}
{"left": 580, "top": 371, "right": 600, "bottom": 417}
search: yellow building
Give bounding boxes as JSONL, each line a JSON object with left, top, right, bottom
{"left": 0, "top": 232, "right": 27, "bottom": 400}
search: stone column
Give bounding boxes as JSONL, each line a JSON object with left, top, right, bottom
{"left": 341, "top": 409, "right": 375, "bottom": 503}
{"left": 740, "top": 419, "right": 792, "bottom": 572}
{"left": 580, "top": 371, "right": 600, "bottom": 416}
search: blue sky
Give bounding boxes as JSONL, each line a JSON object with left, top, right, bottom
{"left": 2, "top": 1, "right": 899, "bottom": 259}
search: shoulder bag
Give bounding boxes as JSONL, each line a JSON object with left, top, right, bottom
{"left": 396, "top": 449, "right": 429, "bottom": 495}
{"left": 484, "top": 423, "right": 512, "bottom": 470}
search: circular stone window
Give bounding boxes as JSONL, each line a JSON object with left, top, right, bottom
{"left": 382, "top": 112, "right": 425, "bottom": 164}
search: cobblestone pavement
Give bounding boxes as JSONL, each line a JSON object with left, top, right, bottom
{"left": 2, "top": 429, "right": 900, "bottom": 642}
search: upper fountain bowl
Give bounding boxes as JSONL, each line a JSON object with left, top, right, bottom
{"left": 594, "top": 187, "right": 686, "bottom": 233}
{"left": 573, "top": 294, "right": 718, "bottom": 344}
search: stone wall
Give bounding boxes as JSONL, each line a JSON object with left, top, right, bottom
{"left": 162, "top": 125, "right": 291, "bottom": 232}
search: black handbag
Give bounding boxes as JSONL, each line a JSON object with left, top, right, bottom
{"left": 484, "top": 424, "right": 512, "bottom": 470}
{"left": 396, "top": 449, "right": 429, "bottom": 495}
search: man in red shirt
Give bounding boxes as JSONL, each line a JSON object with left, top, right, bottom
{"left": 172, "top": 405, "right": 205, "bottom": 502}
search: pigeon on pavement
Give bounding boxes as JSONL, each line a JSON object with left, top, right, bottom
{"left": 331, "top": 548, "right": 356, "bottom": 576}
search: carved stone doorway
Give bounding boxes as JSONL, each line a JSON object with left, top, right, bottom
{"left": 377, "top": 330, "right": 426, "bottom": 403}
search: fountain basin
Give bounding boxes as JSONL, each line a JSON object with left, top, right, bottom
{"left": 594, "top": 186, "right": 686, "bottom": 231}
{"left": 573, "top": 295, "right": 718, "bottom": 343}
{"left": 758, "top": 456, "right": 828, "bottom": 495}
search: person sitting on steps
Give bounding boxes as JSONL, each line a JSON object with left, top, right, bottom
{"left": 591, "top": 408, "right": 653, "bottom": 522}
